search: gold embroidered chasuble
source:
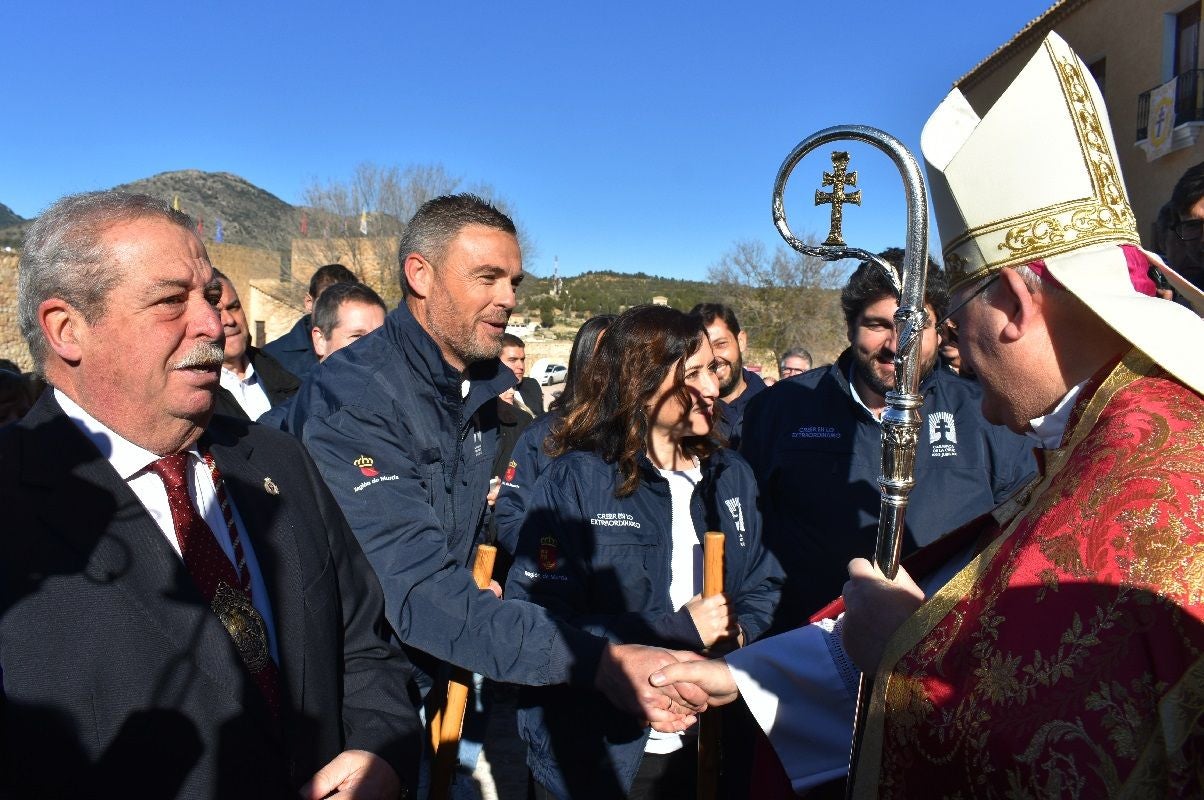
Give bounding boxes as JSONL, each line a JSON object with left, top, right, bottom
{"left": 853, "top": 351, "right": 1204, "bottom": 798}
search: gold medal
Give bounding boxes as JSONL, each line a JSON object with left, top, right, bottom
{"left": 212, "top": 581, "right": 270, "bottom": 673}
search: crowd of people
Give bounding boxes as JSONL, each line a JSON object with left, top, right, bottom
{"left": 1, "top": 30, "right": 1202, "bottom": 800}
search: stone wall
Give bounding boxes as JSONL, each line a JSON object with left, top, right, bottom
{"left": 292, "top": 237, "right": 401, "bottom": 308}
{"left": 248, "top": 278, "right": 307, "bottom": 347}
{"left": 207, "top": 242, "right": 283, "bottom": 300}
{"left": 0, "top": 253, "right": 28, "bottom": 371}
{"left": 522, "top": 338, "right": 573, "bottom": 368}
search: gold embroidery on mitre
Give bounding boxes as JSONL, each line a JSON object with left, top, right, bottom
{"left": 995, "top": 46, "right": 1137, "bottom": 260}
{"left": 942, "top": 40, "right": 1139, "bottom": 291}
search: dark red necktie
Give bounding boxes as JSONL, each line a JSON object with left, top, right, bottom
{"left": 150, "top": 452, "right": 281, "bottom": 717}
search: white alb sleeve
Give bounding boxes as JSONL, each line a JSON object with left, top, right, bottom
{"left": 725, "top": 617, "right": 857, "bottom": 793}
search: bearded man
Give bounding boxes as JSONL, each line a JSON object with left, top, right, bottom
{"left": 688, "top": 303, "right": 766, "bottom": 449}
{"left": 741, "top": 256, "right": 1034, "bottom": 629}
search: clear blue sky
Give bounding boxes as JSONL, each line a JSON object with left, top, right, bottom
{"left": 1, "top": 1, "right": 1054, "bottom": 280}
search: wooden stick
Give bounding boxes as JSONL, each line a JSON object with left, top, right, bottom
{"left": 702, "top": 532, "right": 724, "bottom": 601}
{"left": 697, "top": 531, "right": 725, "bottom": 800}
{"left": 428, "top": 543, "right": 497, "bottom": 800}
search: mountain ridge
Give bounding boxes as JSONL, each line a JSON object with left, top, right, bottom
{"left": 0, "top": 201, "right": 23, "bottom": 229}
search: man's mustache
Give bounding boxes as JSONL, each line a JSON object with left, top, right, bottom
{"left": 170, "top": 342, "right": 225, "bottom": 370}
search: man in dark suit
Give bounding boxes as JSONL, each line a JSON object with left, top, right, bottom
{"left": 212, "top": 270, "right": 300, "bottom": 421}
{"left": 499, "top": 332, "right": 544, "bottom": 417}
{"left": 0, "top": 191, "right": 418, "bottom": 798}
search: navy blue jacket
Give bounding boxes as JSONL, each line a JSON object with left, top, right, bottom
{"left": 262, "top": 314, "right": 319, "bottom": 382}
{"left": 716, "top": 367, "right": 766, "bottom": 450}
{"left": 507, "top": 448, "right": 783, "bottom": 798}
{"left": 741, "top": 350, "right": 1036, "bottom": 629}
{"left": 287, "top": 303, "right": 605, "bottom": 690}
{"left": 494, "top": 411, "right": 558, "bottom": 554}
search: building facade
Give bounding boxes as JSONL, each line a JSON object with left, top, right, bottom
{"left": 958, "top": 0, "right": 1203, "bottom": 247}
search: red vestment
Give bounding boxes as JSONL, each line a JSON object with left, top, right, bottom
{"left": 853, "top": 351, "right": 1204, "bottom": 798}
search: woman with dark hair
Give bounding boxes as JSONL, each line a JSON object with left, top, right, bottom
{"left": 507, "top": 305, "right": 781, "bottom": 800}
{"left": 494, "top": 313, "right": 616, "bottom": 553}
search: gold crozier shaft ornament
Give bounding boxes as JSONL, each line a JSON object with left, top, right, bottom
{"left": 815, "top": 151, "right": 862, "bottom": 246}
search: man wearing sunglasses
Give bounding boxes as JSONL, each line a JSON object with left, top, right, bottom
{"left": 1160, "top": 161, "right": 1204, "bottom": 291}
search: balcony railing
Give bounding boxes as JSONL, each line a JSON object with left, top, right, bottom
{"left": 1137, "top": 69, "right": 1204, "bottom": 141}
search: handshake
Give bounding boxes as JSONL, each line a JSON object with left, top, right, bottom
{"left": 595, "top": 643, "right": 739, "bottom": 733}
{"left": 594, "top": 558, "right": 926, "bottom": 732}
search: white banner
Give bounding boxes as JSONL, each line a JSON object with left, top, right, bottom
{"left": 1147, "top": 77, "right": 1177, "bottom": 161}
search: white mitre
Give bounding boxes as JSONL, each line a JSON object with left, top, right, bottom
{"left": 921, "top": 31, "right": 1204, "bottom": 395}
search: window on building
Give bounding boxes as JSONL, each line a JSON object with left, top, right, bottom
{"left": 1172, "top": 3, "right": 1203, "bottom": 124}
{"left": 1176, "top": 3, "right": 1200, "bottom": 77}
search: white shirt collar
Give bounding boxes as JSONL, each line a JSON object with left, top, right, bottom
{"left": 846, "top": 361, "right": 882, "bottom": 424}
{"left": 1026, "top": 380, "right": 1087, "bottom": 449}
{"left": 54, "top": 388, "right": 199, "bottom": 478}
{"left": 220, "top": 360, "right": 257, "bottom": 385}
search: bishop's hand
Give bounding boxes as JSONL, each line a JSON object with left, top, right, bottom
{"left": 841, "top": 558, "right": 925, "bottom": 672}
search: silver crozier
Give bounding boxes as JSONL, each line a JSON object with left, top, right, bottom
{"left": 771, "top": 125, "right": 929, "bottom": 798}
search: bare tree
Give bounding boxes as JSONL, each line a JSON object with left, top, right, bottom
{"left": 393, "top": 164, "right": 463, "bottom": 222}
{"left": 706, "top": 239, "right": 851, "bottom": 365}
{"left": 301, "top": 161, "right": 539, "bottom": 271}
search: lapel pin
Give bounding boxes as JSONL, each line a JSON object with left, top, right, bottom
{"left": 263, "top": 477, "right": 279, "bottom": 495}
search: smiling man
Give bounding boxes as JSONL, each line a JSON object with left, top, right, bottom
{"left": 739, "top": 253, "right": 1034, "bottom": 629}
{"left": 688, "top": 303, "right": 765, "bottom": 449}
{"left": 311, "top": 281, "right": 388, "bottom": 363}
{"left": 286, "top": 195, "right": 699, "bottom": 789}
{"left": 0, "top": 191, "right": 418, "bottom": 798}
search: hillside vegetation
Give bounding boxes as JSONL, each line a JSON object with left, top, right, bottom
{"left": 515, "top": 269, "right": 849, "bottom": 367}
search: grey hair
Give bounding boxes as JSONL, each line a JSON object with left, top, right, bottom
{"left": 779, "top": 347, "right": 812, "bottom": 369}
{"left": 1012, "top": 264, "right": 1045, "bottom": 293}
{"left": 19, "top": 191, "right": 194, "bottom": 369}
{"left": 398, "top": 194, "right": 516, "bottom": 297}
{"left": 982, "top": 264, "right": 1050, "bottom": 303}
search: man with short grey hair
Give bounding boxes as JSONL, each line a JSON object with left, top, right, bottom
{"left": 778, "top": 347, "right": 812, "bottom": 379}
{"left": 1, "top": 190, "right": 419, "bottom": 798}
{"left": 288, "top": 194, "right": 700, "bottom": 762}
